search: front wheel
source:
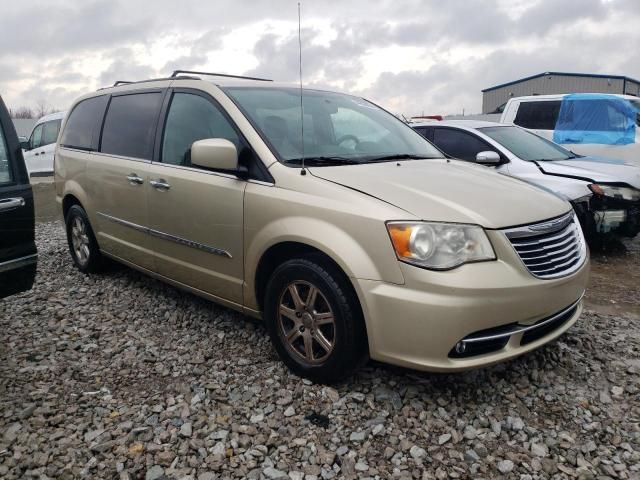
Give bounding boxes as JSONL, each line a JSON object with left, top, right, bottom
{"left": 264, "top": 257, "right": 368, "bottom": 383}
{"left": 65, "top": 205, "right": 104, "bottom": 273}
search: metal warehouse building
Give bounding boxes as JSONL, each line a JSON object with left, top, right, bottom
{"left": 482, "top": 72, "right": 640, "bottom": 114}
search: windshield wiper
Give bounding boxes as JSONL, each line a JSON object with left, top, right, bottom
{"left": 365, "top": 154, "right": 435, "bottom": 162}
{"left": 283, "top": 156, "right": 361, "bottom": 166}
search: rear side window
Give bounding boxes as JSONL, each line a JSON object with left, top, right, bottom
{"left": 60, "top": 95, "right": 109, "bottom": 150}
{"left": 433, "top": 128, "right": 494, "bottom": 162}
{"left": 513, "top": 101, "right": 561, "bottom": 130}
{"left": 41, "top": 119, "right": 62, "bottom": 146}
{"left": 101, "top": 93, "right": 162, "bottom": 160}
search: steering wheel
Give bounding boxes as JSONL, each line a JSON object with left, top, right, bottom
{"left": 336, "top": 134, "right": 360, "bottom": 148}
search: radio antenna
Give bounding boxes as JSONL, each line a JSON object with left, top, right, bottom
{"left": 297, "top": 2, "right": 306, "bottom": 175}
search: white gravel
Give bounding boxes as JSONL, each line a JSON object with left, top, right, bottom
{"left": 0, "top": 221, "right": 639, "bottom": 479}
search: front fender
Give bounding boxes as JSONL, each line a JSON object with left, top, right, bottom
{"left": 244, "top": 216, "right": 405, "bottom": 310}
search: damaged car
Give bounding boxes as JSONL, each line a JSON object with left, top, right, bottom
{"left": 412, "top": 120, "right": 640, "bottom": 243}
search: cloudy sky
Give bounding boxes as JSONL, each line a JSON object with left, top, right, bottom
{"left": 2, "top": 0, "right": 639, "bottom": 116}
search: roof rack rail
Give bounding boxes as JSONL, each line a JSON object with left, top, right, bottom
{"left": 171, "top": 70, "right": 273, "bottom": 82}
{"left": 98, "top": 76, "right": 201, "bottom": 91}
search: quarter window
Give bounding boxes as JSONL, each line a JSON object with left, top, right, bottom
{"left": 432, "top": 128, "right": 495, "bottom": 162}
{"left": 30, "top": 124, "right": 43, "bottom": 150}
{"left": 101, "top": 93, "right": 162, "bottom": 160}
{"left": 513, "top": 101, "right": 561, "bottom": 130}
{"left": 162, "top": 93, "right": 239, "bottom": 166}
{"left": 60, "top": 95, "right": 109, "bottom": 150}
{"left": 41, "top": 119, "right": 62, "bottom": 146}
{"left": 0, "top": 121, "right": 12, "bottom": 184}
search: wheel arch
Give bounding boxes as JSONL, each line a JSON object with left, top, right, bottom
{"left": 254, "top": 242, "right": 347, "bottom": 313}
{"left": 62, "top": 193, "right": 82, "bottom": 219}
{"left": 61, "top": 180, "right": 91, "bottom": 220}
{"left": 253, "top": 240, "right": 370, "bottom": 358}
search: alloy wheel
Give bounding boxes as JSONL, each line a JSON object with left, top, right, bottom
{"left": 71, "top": 216, "right": 90, "bottom": 265}
{"left": 277, "top": 280, "right": 336, "bottom": 365}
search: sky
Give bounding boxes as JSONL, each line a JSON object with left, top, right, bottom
{"left": 2, "top": 0, "right": 639, "bottom": 117}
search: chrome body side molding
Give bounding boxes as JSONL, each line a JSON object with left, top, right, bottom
{"left": 97, "top": 212, "right": 232, "bottom": 258}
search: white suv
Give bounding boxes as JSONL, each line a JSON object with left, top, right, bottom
{"left": 500, "top": 94, "right": 640, "bottom": 168}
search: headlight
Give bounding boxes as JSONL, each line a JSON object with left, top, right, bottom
{"left": 589, "top": 184, "right": 640, "bottom": 201}
{"left": 386, "top": 222, "right": 495, "bottom": 270}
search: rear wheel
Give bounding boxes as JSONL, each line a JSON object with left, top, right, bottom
{"left": 65, "top": 205, "right": 104, "bottom": 273}
{"left": 264, "top": 256, "right": 367, "bottom": 383}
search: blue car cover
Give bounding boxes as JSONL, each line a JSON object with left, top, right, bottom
{"left": 553, "top": 93, "right": 637, "bottom": 145}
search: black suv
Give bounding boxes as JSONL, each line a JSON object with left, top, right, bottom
{"left": 0, "top": 95, "right": 37, "bottom": 298}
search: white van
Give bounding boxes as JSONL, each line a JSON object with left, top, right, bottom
{"left": 500, "top": 94, "right": 640, "bottom": 167}
{"left": 20, "top": 111, "right": 65, "bottom": 177}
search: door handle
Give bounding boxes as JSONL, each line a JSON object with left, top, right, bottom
{"left": 150, "top": 179, "right": 171, "bottom": 191}
{"left": 40, "top": 151, "right": 45, "bottom": 154}
{"left": 34, "top": 153, "right": 39, "bottom": 156}
{"left": 126, "top": 174, "right": 144, "bottom": 185}
{"left": 0, "top": 197, "right": 25, "bottom": 212}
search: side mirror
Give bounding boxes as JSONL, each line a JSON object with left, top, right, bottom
{"left": 475, "top": 151, "right": 501, "bottom": 165}
{"left": 20, "top": 140, "right": 30, "bottom": 150}
{"left": 191, "top": 138, "right": 239, "bottom": 172}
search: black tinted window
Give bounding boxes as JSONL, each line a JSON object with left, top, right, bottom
{"left": 101, "top": 93, "right": 162, "bottom": 160}
{"left": 413, "top": 127, "right": 427, "bottom": 137}
{"left": 162, "top": 93, "right": 239, "bottom": 166}
{"left": 60, "top": 96, "right": 108, "bottom": 150}
{"left": 513, "top": 101, "right": 561, "bottom": 130}
{"left": 413, "top": 126, "right": 434, "bottom": 141}
{"left": 432, "top": 128, "right": 493, "bottom": 162}
{"left": 42, "top": 119, "right": 62, "bottom": 146}
{"left": 0, "top": 120, "right": 12, "bottom": 184}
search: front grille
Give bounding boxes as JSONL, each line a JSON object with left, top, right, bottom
{"left": 503, "top": 212, "right": 587, "bottom": 279}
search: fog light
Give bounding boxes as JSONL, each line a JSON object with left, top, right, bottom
{"left": 455, "top": 341, "right": 466, "bottom": 354}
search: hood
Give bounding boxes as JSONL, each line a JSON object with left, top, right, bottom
{"left": 537, "top": 156, "right": 640, "bottom": 189}
{"left": 309, "top": 159, "right": 570, "bottom": 229}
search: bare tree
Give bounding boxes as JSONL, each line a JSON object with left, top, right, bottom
{"left": 35, "top": 99, "right": 50, "bottom": 119}
{"left": 11, "top": 106, "right": 34, "bottom": 119}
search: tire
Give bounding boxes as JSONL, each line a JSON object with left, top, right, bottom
{"left": 263, "top": 256, "right": 368, "bottom": 383}
{"left": 65, "top": 204, "right": 104, "bottom": 273}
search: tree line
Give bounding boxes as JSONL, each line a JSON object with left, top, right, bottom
{"left": 9, "top": 100, "right": 60, "bottom": 119}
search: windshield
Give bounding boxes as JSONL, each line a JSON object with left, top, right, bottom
{"left": 479, "top": 125, "right": 574, "bottom": 161}
{"left": 223, "top": 86, "right": 443, "bottom": 165}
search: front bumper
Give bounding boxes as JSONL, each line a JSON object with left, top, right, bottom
{"left": 353, "top": 230, "right": 590, "bottom": 372}
{"left": 580, "top": 196, "right": 640, "bottom": 238}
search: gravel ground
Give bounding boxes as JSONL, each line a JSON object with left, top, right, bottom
{"left": 1, "top": 222, "right": 639, "bottom": 480}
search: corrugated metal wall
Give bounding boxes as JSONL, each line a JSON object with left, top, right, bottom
{"left": 625, "top": 80, "right": 640, "bottom": 97}
{"left": 482, "top": 75, "right": 632, "bottom": 113}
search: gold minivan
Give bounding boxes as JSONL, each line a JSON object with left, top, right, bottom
{"left": 55, "top": 71, "right": 589, "bottom": 382}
